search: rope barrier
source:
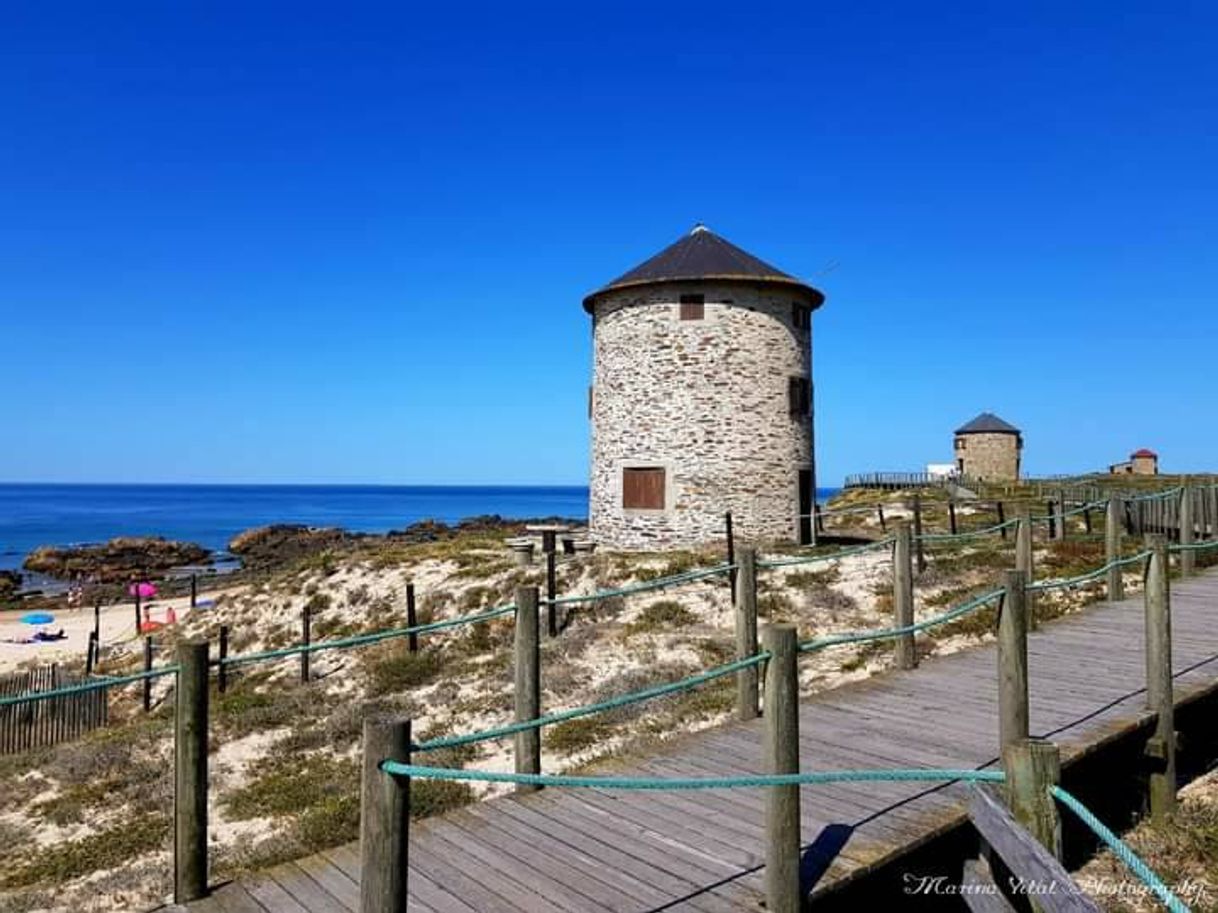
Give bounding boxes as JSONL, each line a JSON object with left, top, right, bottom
{"left": 412, "top": 652, "right": 769, "bottom": 752}
{"left": 380, "top": 762, "right": 1006, "bottom": 789}
{"left": 549, "top": 563, "right": 734, "bottom": 605}
{"left": 1026, "top": 552, "right": 1150, "bottom": 593}
{"left": 758, "top": 537, "right": 893, "bottom": 568}
{"left": 799, "top": 588, "right": 1005, "bottom": 652}
{"left": 0, "top": 665, "right": 179, "bottom": 709}
{"left": 1051, "top": 785, "right": 1191, "bottom": 913}
{"left": 217, "top": 604, "right": 517, "bottom": 669}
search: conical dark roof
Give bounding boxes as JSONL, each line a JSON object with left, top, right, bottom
{"left": 583, "top": 225, "right": 823, "bottom": 311}
{"left": 955, "top": 412, "right": 1021, "bottom": 435}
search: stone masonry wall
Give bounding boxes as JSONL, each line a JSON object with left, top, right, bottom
{"left": 589, "top": 282, "right": 816, "bottom": 549}
{"left": 955, "top": 432, "right": 1021, "bottom": 481}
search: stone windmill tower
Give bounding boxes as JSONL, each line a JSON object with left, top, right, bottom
{"left": 583, "top": 226, "right": 825, "bottom": 549}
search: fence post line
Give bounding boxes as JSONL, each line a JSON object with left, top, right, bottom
{"left": 948, "top": 498, "right": 958, "bottom": 535}
{"left": 1001, "top": 738, "right": 1062, "bottom": 860}
{"left": 301, "top": 607, "right": 311, "bottom": 683}
{"left": 1144, "top": 535, "right": 1177, "bottom": 822}
{"left": 997, "top": 501, "right": 1007, "bottom": 540}
{"left": 1015, "top": 506, "right": 1035, "bottom": 631}
{"left": 190, "top": 573, "right": 198, "bottom": 609}
{"left": 762, "top": 623, "right": 800, "bottom": 913}
{"left": 405, "top": 583, "right": 419, "bottom": 654}
{"left": 93, "top": 603, "right": 101, "bottom": 641}
{"left": 1179, "top": 485, "right": 1195, "bottom": 576}
{"left": 359, "top": 716, "right": 410, "bottom": 913}
{"left": 1057, "top": 489, "right": 1068, "bottom": 540}
{"left": 893, "top": 523, "right": 916, "bottom": 670}
{"left": 514, "top": 586, "right": 541, "bottom": 792}
{"left": 912, "top": 494, "right": 926, "bottom": 574}
{"left": 725, "top": 511, "right": 737, "bottom": 602}
{"left": 998, "top": 570, "right": 1030, "bottom": 751}
{"left": 174, "top": 640, "right": 209, "bottom": 904}
{"left": 734, "top": 547, "right": 759, "bottom": 720}
{"left": 218, "top": 625, "right": 229, "bottom": 694}
{"left": 143, "top": 636, "right": 154, "bottom": 712}
{"left": 1105, "top": 495, "right": 1125, "bottom": 601}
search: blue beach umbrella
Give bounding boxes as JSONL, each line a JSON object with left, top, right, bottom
{"left": 20, "top": 612, "right": 55, "bottom": 625}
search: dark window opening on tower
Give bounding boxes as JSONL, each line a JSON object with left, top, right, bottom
{"left": 679, "top": 294, "right": 705, "bottom": 321}
{"left": 623, "top": 467, "right": 666, "bottom": 509}
{"left": 788, "top": 377, "right": 810, "bottom": 417}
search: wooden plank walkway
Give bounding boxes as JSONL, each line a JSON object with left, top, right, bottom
{"left": 180, "top": 571, "right": 1218, "bottom": 913}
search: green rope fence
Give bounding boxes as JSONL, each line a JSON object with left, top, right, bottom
{"left": 1052, "top": 785, "right": 1190, "bottom": 913}
{"left": 0, "top": 665, "right": 179, "bottom": 709}
{"left": 798, "top": 588, "right": 1004, "bottom": 653}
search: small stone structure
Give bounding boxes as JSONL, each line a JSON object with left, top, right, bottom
{"left": 1110, "top": 448, "right": 1159, "bottom": 476}
{"left": 585, "top": 226, "right": 824, "bottom": 549}
{"left": 953, "top": 413, "right": 1022, "bottom": 481}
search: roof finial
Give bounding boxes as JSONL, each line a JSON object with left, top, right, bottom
{"left": 691, "top": 223, "right": 708, "bottom": 234}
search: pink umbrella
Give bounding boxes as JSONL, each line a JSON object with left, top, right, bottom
{"left": 128, "top": 582, "right": 158, "bottom": 599}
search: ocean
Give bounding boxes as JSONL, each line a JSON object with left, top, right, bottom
{"left": 0, "top": 483, "right": 841, "bottom": 571}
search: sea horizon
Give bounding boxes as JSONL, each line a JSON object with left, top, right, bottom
{"left": 0, "top": 482, "right": 841, "bottom": 572}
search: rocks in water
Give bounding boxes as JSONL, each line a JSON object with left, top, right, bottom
{"left": 386, "top": 515, "right": 585, "bottom": 543}
{"left": 228, "top": 525, "right": 351, "bottom": 568}
{"left": 23, "top": 537, "right": 210, "bottom": 582}
{"left": 0, "top": 570, "right": 21, "bottom": 601}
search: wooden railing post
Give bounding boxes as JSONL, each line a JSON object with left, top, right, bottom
{"left": 190, "top": 573, "right": 198, "bottom": 609}
{"left": 1056, "top": 489, "right": 1068, "bottom": 540}
{"left": 143, "top": 636, "right": 154, "bottom": 712}
{"left": 218, "top": 625, "right": 230, "bottom": 694}
{"left": 1105, "top": 495, "right": 1125, "bottom": 601}
{"left": 948, "top": 498, "right": 958, "bottom": 535}
{"left": 301, "top": 607, "right": 311, "bottom": 683}
{"left": 1208, "top": 484, "right": 1218, "bottom": 540}
{"left": 1015, "top": 506, "right": 1035, "bottom": 631}
{"left": 86, "top": 631, "right": 97, "bottom": 675}
{"left": 763, "top": 623, "right": 800, "bottom": 913}
{"left": 1002, "top": 738, "right": 1062, "bottom": 860}
{"left": 546, "top": 545, "right": 558, "bottom": 638}
{"left": 912, "top": 494, "right": 926, "bottom": 574}
{"left": 893, "top": 523, "right": 916, "bottom": 670}
{"left": 1179, "top": 485, "right": 1195, "bottom": 576}
{"left": 360, "top": 716, "right": 410, "bottom": 913}
{"left": 514, "top": 586, "right": 541, "bottom": 792}
{"left": 1144, "top": 536, "right": 1177, "bottom": 821}
{"left": 998, "top": 570, "right": 1030, "bottom": 751}
{"left": 725, "top": 511, "right": 737, "bottom": 602}
{"left": 174, "top": 640, "right": 210, "bottom": 903}
{"left": 734, "top": 548, "right": 759, "bottom": 720}
{"left": 996, "top": 501, "right": 1007, "bottom": 540}
{"left": 877, "top": 503, "right": 887, "bottom": 533}
{"left": 405, "top": 583, "right": 419, "bottom": 654}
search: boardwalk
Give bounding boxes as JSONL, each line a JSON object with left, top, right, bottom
{"left": 181, "top": 571, "right": 1218, "bottom": 913}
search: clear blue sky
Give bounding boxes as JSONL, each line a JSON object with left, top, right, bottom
{"left": 3, "top": 2, "right": 1216, "bottom": 486}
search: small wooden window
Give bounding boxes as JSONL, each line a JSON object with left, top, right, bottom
{"left": 623, "top": 467, "right": 666, "bottom": 510}
{"left": 788, "top": 377, "right": 810, "bottom": 417}
{"left": 792, "top": 303, "right": 810, "bottom": 331}
{"left": 679, "top": 294, "right": 704, "bottom": 321}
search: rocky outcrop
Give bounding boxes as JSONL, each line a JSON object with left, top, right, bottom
{"left": 0, "top": 570, "right": 21, "bottom": 601}
{"left": 228, "top": 525, "right": 351, "bottom": 568}
{"left": 23, "top": 537, "right": 210, "bottom": 582}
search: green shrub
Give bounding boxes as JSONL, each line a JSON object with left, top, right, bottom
{"left": 364, "top": 648, "right": 444, "bottom": 692}
{"left": 0, "top": 813, "right": 169, "bottom": 888}
{"left": 224, "top": 754, "right": 358, "bottom": 821}
{"left": 626, "top": 600, "right": 696, "bottom": 634}
{"left": 545, "top": 716, "right": 615, "bottom": 754}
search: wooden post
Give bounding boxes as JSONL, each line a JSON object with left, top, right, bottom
{"left": 763, "top": 623, "right": 800, "bottom": 913}
{"left": 1144, "top": 536, "right": 1177, "bottom": 821}
{"left": 1057, "top": 489, "right": 1068, "bottom": 540}
{"left": 93, "top": 602, "right": 101, "bottom": 641}
{"left": 998, "top": 570, "right": 1030, "bottom": 751}
{"left": 893, "top": 523, "right": 916, "bottom": 670}
{"left": 134, "top": 583, "right": 142, "bottom": 632}
{"left": 405, "top": 583, "right": 418, "bottom": 654}
{"left": 1083, "top": 505, "right": 1093, "bottom": 535}
{"left": 1045, "top": 500, "right": 1056, "bottom": 540}
{"left": 86, "top": 631, "right": 97, "bottom": 675}
{"left": 725, "top": 511, "right": 736, "bottom": 602}
{"left": 948, "top": 499, "right": 958, "bottom": 535}
{"left": 1179, "top": 486, "right": 1195, "bottom": 576}
{"left": 301, "top": 607, "right": 311, "bottom": 683}
{"left": 1015, "top": 506, "right": 1035, "bottom": 631}
{"left": 813, "top": 502, "right": 824, "bottom": 535}
{"left": 359, "top": 717, "right": 410, "bottom": 913}
{"left": 996, "top": 501, "right": 1007, "bottom": 540}
{"left": 545, "top": 549, "right": 558, "bottom": 638}
{"left": 1208, "top": 485, "right": 1218, "bottom": 540}
{"left": 1002, "top": 738, "right": 1062, "bottom": 860}
{"left": 514, "top": 586, "right": 541, "bottom": 792}
{"left": 190, "top": 573, "right": 197, "bottom": 609}
{"left": 877, "top": 503, "right": 886, "bottom": 532}
{"left": 143, "top": 636, "right": 153, "bottom": 712}
{"left": 218, "top": 625, "right": 229, "bottom": 694}
{"left": 1106, "top": 495, "right": 1124, "bottom": 601}
{"left": 174, "top": 640, "right": 209, "bottom": 904}
{"left": 912, "top": 494, "right": 926, "bottom": 573}
{"left": 734, "top": 548, "right": 759, "bottom": 720}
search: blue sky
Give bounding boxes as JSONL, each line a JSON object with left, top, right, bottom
{"left": 2, "top": 2, "right": 1216, "bottom": 486}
